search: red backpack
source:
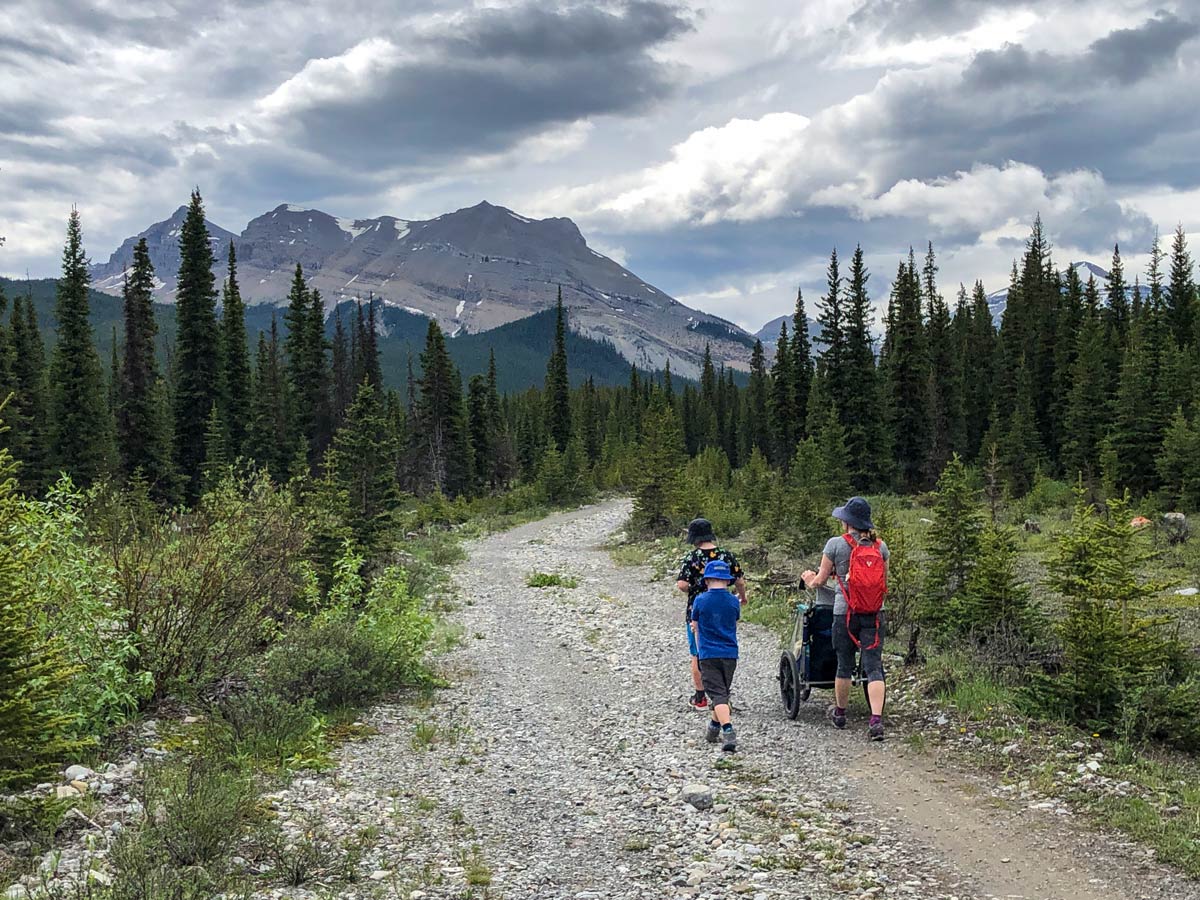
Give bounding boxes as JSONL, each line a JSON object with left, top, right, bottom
{"left": 835, "top": 533, "right": 887, "bottom": 648}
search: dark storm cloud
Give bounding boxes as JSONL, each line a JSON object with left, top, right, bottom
{"left": 839, "top": 13, "right": 1200, "bottom": 193}
{"left": 437, "top": 0, "right": 690, "bottom": 60}
{"left": 272, "top": 1, "right": 691, "bottom": 167}
{"left": 965, "top": 11, "right": 1199, "bottom": 88}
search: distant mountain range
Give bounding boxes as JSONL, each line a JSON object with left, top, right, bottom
{"left": 754, "top": 314, "right": 822, "bottom": 350}
{"left": 2, "top": 277, "right": 647, "bottom": 395}
{"left": 89, "top": 201, "right": 756, "bottom": 379}
{"left": 986, "top": 261, "right": 1117, "bottom": 321}
{"left": 752, "top": 261, "right": 1121, "bottom": 343}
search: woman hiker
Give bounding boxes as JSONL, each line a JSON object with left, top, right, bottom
{"left": 801, "top": 497, "right": 889, "bottom": 741}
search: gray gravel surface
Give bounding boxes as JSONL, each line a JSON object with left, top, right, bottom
{"left": 255, "top": 500, "right": 1200, "bottom": 900}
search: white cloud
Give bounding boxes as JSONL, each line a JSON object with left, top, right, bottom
{"left": 836, "top": 9, "right": 1039, "bottom": 68}
{"left": 255, "top": 38, "right": 406, "bottom": 118}
{"left": 535, "top": 112, "right": 813, "bottom": 228}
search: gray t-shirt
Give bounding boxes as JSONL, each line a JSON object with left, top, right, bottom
{"left": 822, "top": 533, "right": 890, "bottom": 615}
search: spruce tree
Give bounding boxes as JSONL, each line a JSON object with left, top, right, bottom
{"left": 791, "top": 287, "right": 813, "bottom": 435}
{"left": 815, "top": 248, "right": 847, "bottom": 419}
{"left": 0, "top": 286, "right": 11, "bottom": 436}
{"left": 963, "top": 280, "right": 996, "bottom": 459}
{"left": 953, "top": 524, "right": 1035, "bottom": 639}
{"left": 883, "top": 256, "right": 928, "bottom": 490}
{"left": 9, "top": 294, "right": 49, "bottom": 492}
{"left": 746, "top": 339, "right": 770, "bottom": 458}
{"left": 769, "top": 322, "right": 796, "bottom": 467}
{"left": 49, "top": 209, "right": 114, "bottom": 487}
{"left": 1167, "top": 225, "right": 1196, "bottom": 347}
{"left": 922, "top": 243, "right": 957, "bottom": 473}
{"left": 466, "top": 373, "right": 491, "bottom": 493}
{"left": 415, "top": 319, "right": 470, "bottom": 495}
{"left": 172, "top": 190, "right": 221, "bottom": 500}
{"left": 1156, "top": 408, "right": 1200, "bottom": 510}
{"left": 631, "top": 399, "right": 686, "bottom": 534}
{"left": 246, "top": 318, "right": 290, "bottom": 481}
{"left": 722, "top": 367, "right": 740, "bottom": 467}
{"left": 331, "top": 307, "right": 352, "bottom": 429}
{"left": 580, "top": 375, "right": 601, "bottom": 466}
{"left": 1105, "top": 244, "right": 1130, "bottom": 348}
{"left": 362, "top": 298, "right": 383, "bottom": 390}
{"left": 924, "top": 455, "right": 985, "bottom": 630}
{"left": 842, "top": 245, "right": 879, "bottom": 488}
{"left": 201, "top": 404, "right": 230, "bottom": 492}
{"left": 996, "top": 354, "right": 1043, "bottom": 496}
{"left": 283, "top": 265, "right": 311, "bottom": 439}
{"left": 307, "top": 288, "right": 332, "bottom": 460}
{"left": 219, "top": 242, "right": 251, "bottom": 458}
{"left": 1061, "top": 310, "right": 1112, "bottom": 485}
{"left": 544, "top": 288, "right": 572, "bottom": 451}
{"left": 1108, "top": 333, "right": 1161, "bottom": 496}
{"left": 117, "top": 238, "right": 175, "bottom": 500}
{"left": 0, "top": 443, "right": 84, "bottom": 789}
{"left": 328, "top": 380, "right": 397, "bottom": 549}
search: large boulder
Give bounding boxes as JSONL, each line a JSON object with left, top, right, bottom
{"left": 1163, "top": 512, "right": 1190, "bottom": 546}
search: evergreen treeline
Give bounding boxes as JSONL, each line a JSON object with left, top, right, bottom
{"left": 3, "top": 206, "right": 1199, "bottom": 520}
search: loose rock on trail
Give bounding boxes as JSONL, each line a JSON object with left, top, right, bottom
{"left": 260, "top": 499, "right": 1199, "bottom": 899}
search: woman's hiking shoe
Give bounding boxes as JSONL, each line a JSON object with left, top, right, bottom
{"left": 828, "top": 706, "right": 847, "bottom": 729}
{"left": 868, "top": 718, "right": 885, "bottom": 741}
{"left": 706, "top": 721, "right": 721, "bottom": 743}
{"left": 721, "top": 725, "right": 737, "bottom": 753}
{"left": 689, "top": 692, "right": 709, "bottom": 710}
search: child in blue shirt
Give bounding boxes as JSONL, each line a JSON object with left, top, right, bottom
{"left": 690, "top": 559, "right": 741, "bottom": 752}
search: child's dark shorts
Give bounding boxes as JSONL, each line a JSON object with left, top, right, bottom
{"left": 834, "top": 612, "right": 885, "bottom": 683}
{"left": 699, "top": 657, "right": 737, "bottom": 707}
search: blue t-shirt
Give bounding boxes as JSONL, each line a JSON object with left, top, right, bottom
{"left": 690, "top": 588, "right": 740, "bottom": 659}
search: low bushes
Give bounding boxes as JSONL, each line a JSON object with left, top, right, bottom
{"left": 90, "top": 473, "right": 309, "bottom": 702}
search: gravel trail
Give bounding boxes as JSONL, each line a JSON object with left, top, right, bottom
{"left": 259, "top": 500, "right": 1200, "bottom": 900}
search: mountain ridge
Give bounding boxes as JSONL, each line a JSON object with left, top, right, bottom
{"left": 89, "top": 200, "right": 754, "bottom": 379}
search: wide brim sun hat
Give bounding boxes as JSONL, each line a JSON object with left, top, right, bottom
{"left": 703, "top": 559, "right": 733, "bottom": 581}
{"left": 832, "top": 496, "right": 874, "bottom": 532}
{"left": 686, "top": 517, "right": 717, "bottom": 545}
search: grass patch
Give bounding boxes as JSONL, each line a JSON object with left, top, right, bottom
{"left": 740, "top": 585, "right": 796, "bottom": 637}
{"left": 411, "top": 721, "right": 461, "bottom": 751}
{"left": 623, "top": 835, "right": 653, "bottom": 852}
{"left": 1091, "top": 793, "right": 1200, "bottom": 874}
{"left": 526, "top": 571, "right": 579, "bottom": 589}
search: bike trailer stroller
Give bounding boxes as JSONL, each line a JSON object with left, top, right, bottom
{"left": 777, "top": 582, "right": 872, "bottom": 718}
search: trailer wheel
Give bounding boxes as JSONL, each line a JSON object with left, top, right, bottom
{"left": 779, "top": 652, "right": 801, "bottom": 720}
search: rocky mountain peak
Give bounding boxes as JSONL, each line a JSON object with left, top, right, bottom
{"left": 89, "top": 200, "right": 756, "bottom": 378}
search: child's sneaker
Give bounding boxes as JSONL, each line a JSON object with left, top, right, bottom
{"left": 868, "top": 716, "right": 884, "bottom": 741}
{"left": 689, "top": 692, "right": 709, "bottom": 711}
{"left": 705, "top": 721, "right": 721, "bottom": 744}
{"left": 721, "top": 725, "right": 737, "bottom": 753}
{"left": 828, "top": 706, "right": 847, "bottom": 729}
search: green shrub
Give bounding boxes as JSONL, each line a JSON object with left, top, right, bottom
{"left": 0, "top": 447, "right": 88, "bottom": 791}
{"left": 21, "top": 480, "right": 152, "bottom": 735}
{"left": 1020, "top": 471, "right": 1075, "bottom": 516}
{"left": 210, "top": 691, "right": 326, "bottom": 768}
{"left": 93, "top": 472, "right": 309, "bottom": 700}
{"left": 263, "top": 618, "right": 396, "bottom": 712}
{"left": 263, "top": 558, "right": 431, "bottom": 711}
{"left": 526, "top": 572, "right": 579, "bottom": 589}
{"left": 138, "top": 755, "right": 258, "bottom": 868}
{"left": 1031, "top": 493, "right": 1192, "bottom": 741}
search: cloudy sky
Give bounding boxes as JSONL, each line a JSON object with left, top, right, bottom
{"left": 2, "top": 0, "right": 1198, "bottom": 331}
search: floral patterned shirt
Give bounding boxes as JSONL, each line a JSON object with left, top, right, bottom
{"left": 676, "top": 547, "right": 745, "bottom": 622}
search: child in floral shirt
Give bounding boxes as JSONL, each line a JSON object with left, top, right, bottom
{"left": 675, "top": 518, "right": 747, "bottom": 709}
